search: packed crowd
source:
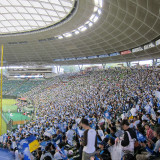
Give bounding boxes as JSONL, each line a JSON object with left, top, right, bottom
{"left": 0, "top": 67, "right": 160, "bottom": 160}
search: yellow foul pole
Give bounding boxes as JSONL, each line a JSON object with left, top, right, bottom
{"left": 0, "top": 45, "right": 3, "bottom": 135}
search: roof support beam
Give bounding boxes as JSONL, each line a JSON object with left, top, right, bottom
{"left": 126, "top": 62, "right": 131, "bottom": 67}
{"left": 152, "top": 59, "right": 157, "bottom": 66}
{"left": 102, "top": 63, "right": 106, "bottom": 69}
{"left": 78, "top": 65, "right": 83, "bottom": 71}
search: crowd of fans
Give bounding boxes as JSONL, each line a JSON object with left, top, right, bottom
{"left": 0, "top": 67, "right": 160, "bottom": 160}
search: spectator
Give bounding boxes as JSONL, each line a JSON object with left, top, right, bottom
{"left": 53, "top": 143, "right": 67, "bottom": 160}
{"left": 40, "top": 145, "right": 53, "bottom": 160}
{"left": 65, "top": 125, "right": 74, "bottom": 146}
{"left": 130, "top": 106, "right": 137, "bottom": 117}
{"left": 120, "top": 119, "right": 137, "bottom": 156}
{"left": 80, "top": 118, "right": 97, "bottom": 160}
{"left": 144, "top": 123, "right": 154, "bottom": 140}
{"left": 136, "top": 127, "right": 160, "bottom": 160}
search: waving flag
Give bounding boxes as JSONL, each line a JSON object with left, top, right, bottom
{"left": 52, "top": 140, "right": 59, "bottom": 150}
{"left": 18, "top": 136, "right": 40, "bottom": 156}
{"left": 59, "top": 147, "right": 68, "bottom": 160}
{"left": 115, "top": 130, "right": 124, "bottom": 138}
{"left": 72, "top": 124, "right": 77, "bottom": 131}
{"left": 98, "top": 130, "right": 104, "bottom": 140}
{"left": 97, "top": 136, "right": 101, "bottom": 144}
{"left": 107, "top": 105, "right": 112, "bottom": 111}
{"left": 26, "top": 136, "right": 40, "bottom": 153}
{"left": 136, "top": 132, "right": 146, "bottom": 142}
{"left": 40, "top": 141, "right": 49, "bottom": 151}
{"left": 104, "top": 111, "right": 111, "bottom": 119}
{"left": 18, "top": 139, "right": 32, "bottom": 160}
{"left": 52, "top": 141, "right": 68, "bottom": 160}
{"left": 91, "top": 123, "right": 96, "bottom": 129}
{"left": 23, "top": 144, "right": 32, "bottom": 160}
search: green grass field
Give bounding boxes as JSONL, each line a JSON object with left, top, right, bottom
{"left": 2, "top": 99, "right": 17, "bottom": 112}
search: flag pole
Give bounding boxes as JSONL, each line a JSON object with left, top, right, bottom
{"left": 0, "top": 45, "right": 3, "bottom": 135}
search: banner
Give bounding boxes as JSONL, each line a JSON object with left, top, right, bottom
{"left": 121, "top": 50, "right": 131, "bottom": 55}
{"left": 29, "top": 139, "right": 40, "bottom": 153}
{"left": 18, "top": 136, "right": 40, "bottom": 155}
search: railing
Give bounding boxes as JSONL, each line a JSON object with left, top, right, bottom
{"left": 7, "top": 119, "right": 13, "bottom": 131}
{"left": 2, "top": 112, "right": 13, "bottom": 131}
{"left": 2, "top": 113, "right": 9, "bottom": 124}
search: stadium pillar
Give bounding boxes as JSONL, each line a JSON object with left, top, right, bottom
{"left": 56, "top": 65, "right": 61, "bottom": 74}
{"left": 102, "top": 63, "right": 106, "bottom": 69}
{"left": 78, "top": 65, "right": 83, "bottom": 71}
{"left": 56, "top": 66, "right": 58, "bottom": 74}
{"left": 58, "top": 66, "right": 61, "bottom": 74}
{"left": 152, "top": 59, "right": 157, "bottom": 66}
{"left": 126, "top": 61, "right": 131, "bottom": 67}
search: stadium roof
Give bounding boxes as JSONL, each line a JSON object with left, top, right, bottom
{"left": 0, "top": 0, "right": 75, "bottom": 34}
{"left": 0, "top": 0, "right": 160, "bottom": 65}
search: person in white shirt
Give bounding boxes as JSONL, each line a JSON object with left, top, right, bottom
{"left": 121, "top": 111, "right": 127, "bottom": 120}
{"left": 65, "top": 125, "right": 74, "bottom": 146}
{"left": 80, "top": 118, "right": 97, "bottom": 160}
{"left": 144, "top": 102, "right": 151, "bottom": 114}
{"left": 142, "top": 111, "right": 149, "bottom": 121}
{"left": 130, "top": 106, "right": 137, "bottom": 116}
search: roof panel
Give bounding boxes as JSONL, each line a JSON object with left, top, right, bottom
{"left": 0, "top": 0, "right": 75, "bottom": 34}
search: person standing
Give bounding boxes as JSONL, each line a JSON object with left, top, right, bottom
{"left": 80, "top": 118, "right": 97, "bottom": 160}
{"left": 130, "top": 105, "right": 137, "bottom": 117}
{"left": 65, "top": 125, "right": 74, "bottom": 146}
{"left": 120, "top": 119, "right": 137, "bottom": 156}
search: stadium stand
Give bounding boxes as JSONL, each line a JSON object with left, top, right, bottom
{"left": 0, "top": 67, "right": 160, "bottom": 160}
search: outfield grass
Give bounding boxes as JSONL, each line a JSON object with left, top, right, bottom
{"left": 2, "top": 99, "right": 17, "bottom": 106}
{"left": 2, "top": 99, "right": 17, "bottom": 112}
